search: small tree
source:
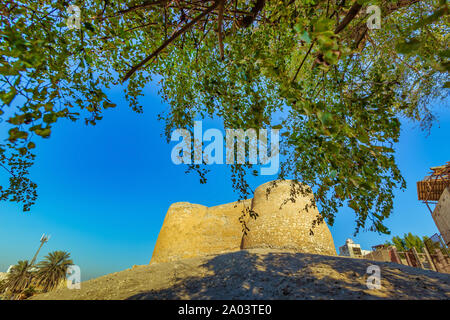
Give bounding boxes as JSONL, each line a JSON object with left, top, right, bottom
{"left": 0, "top": 260, "right": 34, "bottom": 299}
{"left": 35, "top": 251, "right": 73, "bottom": 292}
{"left": 404, "top": 232, "right": 425, "bottom": 253}
{"left": 392, "top": 236, "right": 407, "bottom": 252}
{"left": 391, "top": 233, "right": 426, "bottom": 253}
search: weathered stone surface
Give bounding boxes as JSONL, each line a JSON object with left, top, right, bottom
{"left": 150, "top": 200, "right": 252, "bottom": 264}
{"left": 433, "top": 186, "right": 450, "bottom": 246}
{"left": 151, "top": 180, "right": 336, "bottom": 264}
{"left": 242, "top": 180, "right": 336, "bottom": 256}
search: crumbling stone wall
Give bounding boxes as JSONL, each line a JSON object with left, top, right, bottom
{"left": 150, "top": 180, "right": 336, "bottom": 264}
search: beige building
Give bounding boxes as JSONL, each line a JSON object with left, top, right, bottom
{"left": 417, "top": 163, "right": 450, "bottom": 246}
{"left": 339, "top": 239, "right": 371, "bottom": 258}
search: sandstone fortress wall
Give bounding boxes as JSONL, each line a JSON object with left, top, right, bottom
{"left": 150, "top": 199, "right": 252, "bottom": 264}
{"left": 150, "top": 180, "right": 336, "bottom": 264}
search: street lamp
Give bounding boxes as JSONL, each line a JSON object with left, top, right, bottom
{"left": 29, "top": 233, "right": 50, "bottom": 267}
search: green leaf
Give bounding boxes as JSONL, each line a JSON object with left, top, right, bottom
{"left": 43, "top": 113, "right": 57, "bottom": 124}
{"left": 103, "top": 101, "right": 116, "bottom": 109}
{"left": 348, "top": 200, "right": 359, "bottom": 211}
{"left": 1, "top": 87, "right": 17, "bottom": 105}
{"left": 35, "top": 127, "right": 51, "bottom": 138}
{"left": 18, "top": 147, "right": 28, "bottom": 156}
{"left": 330, "top": 169, "right": 338, "bottom": 179}
{"left": 84, "top": 22, "right": 96, "bottom": 33}
{"left": 294, "top": 23, "right": 303, "bottom": 33}
{"left": 395, "top": 38, "right": 421, "bottom": 54}
{"left": 0, "top": 64, "right": 20, "bottom": 76}
{"left": 299, "top": 31, "right": 311, "bottom": 44}
{"left": 317, "top": 110, "right": 333, "bottom": 126}
{"left": 44, "top": 102, "right": 53, "bottom": 112}
{"left": 8, "top": 114, "right": 25, "bottom": 125}
{"left": 314, "top": 17, "right": 333, "bottom": 33}
{"left": 8, "top": 128, "right": 28, "bottom": 141}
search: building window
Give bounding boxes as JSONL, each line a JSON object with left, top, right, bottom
{"left": 352, "top": 247, "right": 362, "bottom": 256}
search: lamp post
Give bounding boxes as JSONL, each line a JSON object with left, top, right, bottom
{"left": 30, "top": 234, "right": 50, "bottom": 267}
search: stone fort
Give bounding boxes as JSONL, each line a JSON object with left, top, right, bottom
{"left": 150, "top": 180, "right": 336, "bottom": 264}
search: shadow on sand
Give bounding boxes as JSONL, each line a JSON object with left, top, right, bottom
{"left": 126, "top": 250, "right": 450, "bottom": 300}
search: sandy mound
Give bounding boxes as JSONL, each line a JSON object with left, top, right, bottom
{"left": 31, "top": 249, "right": 450, "bottom": 300}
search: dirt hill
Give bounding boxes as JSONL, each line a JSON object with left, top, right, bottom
{"left": 31, "top": 249, "right": 450, "bottom": 300}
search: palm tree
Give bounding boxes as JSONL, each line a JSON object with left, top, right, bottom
{"left": 35, "top": 251, "right": 73, "bottom": 292}
{"left": 0, "top": 260, "right": 34, "bottom": 298}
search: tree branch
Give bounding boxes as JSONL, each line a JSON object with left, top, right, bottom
{"left": 292, "top": 41, "right": 315, "bottom": 82}
{"left": 334, "top": 1, "right": 363, "bottom": 34}
{"left": 350, "top": 0, "right": 422, "bottom": 48}
{"left": 122, "top": 0, "right": 220, "bottom": 82}
{"left": 218, "top": 0, "right": 225, "bottom": 59}
{"left": 0, "top": 162, "right": 14, "bottom": 177}
{"left": 119, "top": 0, "right": 168, "bottom": 16}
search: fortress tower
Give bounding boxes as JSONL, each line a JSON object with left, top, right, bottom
{"left": 150, "top": 180, "right": 336, "bottom": 264}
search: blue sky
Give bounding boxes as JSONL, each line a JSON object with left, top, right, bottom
{"left": 0, "top": 83, "right": 449, "bottom": 281}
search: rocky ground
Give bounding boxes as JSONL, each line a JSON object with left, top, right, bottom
{"left": 32, "top": 249, "right": 450, "bottom": 300}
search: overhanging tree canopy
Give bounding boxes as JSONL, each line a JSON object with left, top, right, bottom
{"left": 0, "top": 0, "right": 448, "bottom": 234}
